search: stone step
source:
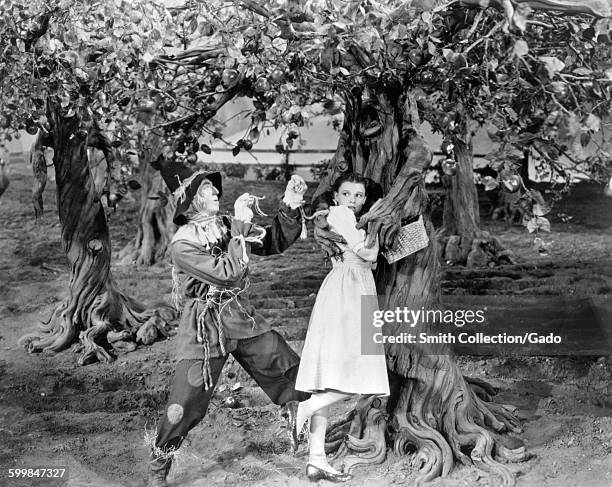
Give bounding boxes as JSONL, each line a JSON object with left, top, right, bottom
{"left": 259, "top": 307, "right": 312, "bottom": 320}
{"left": 272, "top": 323, "right": 307, "bottom": 342}
{"left": 250, "top": 295, "right": 316, "bottom": 309}
{"left": 248, "top": 286, "right": 319, "bottom": 298}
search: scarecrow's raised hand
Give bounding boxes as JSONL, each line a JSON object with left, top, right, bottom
{"left": 356, "top": 198, "right": 401, "bottom": 249}
{"left": 234, "top": 193, "right": 268, "bottom": 223}
{"left": 234, "top": 193, "right": 255, "bottom": 222}
{"left": 282, "top": 174, "right": 307, "bottom": 209}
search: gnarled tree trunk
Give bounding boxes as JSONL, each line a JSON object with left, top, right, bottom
{"left": 441, "top": 138, "right": 479, "bottom": 240}
{"left": 117, "top": 135, "right": 175, "bottom": 266}
{"left": 317, "top": 90, "right": 527, "bottom": 485}
{"left": 19, "top": 102, "right": 174, "bottom": 365}
{"left": 0, "top": 158, "right": 9, "bottom": 198}
{"left": 30, "top": 130, "right": 53, "bottom": 217}
{"left": 491, "top": 150, "right": 530, "bottom": 225}
{"left": 439, "top": 133, "right": 515, "bottom": 267}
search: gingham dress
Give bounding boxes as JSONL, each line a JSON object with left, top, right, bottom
{"left": 295, "top": 240, "right": 390, "bottom": 395}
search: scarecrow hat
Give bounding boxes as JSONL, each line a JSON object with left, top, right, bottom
{"left": 158, "top": 159, "right": 223, "bottom": 226}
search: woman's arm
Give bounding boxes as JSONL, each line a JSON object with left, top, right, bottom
{"left": 352, "top": 236, "right": 379, "bottom": 262}
{"left": 328, "top": 206, "right": 379, "bottom": 262}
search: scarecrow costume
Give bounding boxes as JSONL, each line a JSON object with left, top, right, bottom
{"left": 148, "top": 161, "right": 308, "bottom": 486}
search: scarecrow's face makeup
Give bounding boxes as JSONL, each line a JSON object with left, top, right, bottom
{"left": 334, "top": 181, "right": 366, "bottom": 214}
{"left": 191, "top": 180, "right": 219, "bottom": 215}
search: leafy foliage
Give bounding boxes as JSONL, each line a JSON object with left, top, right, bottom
{"left": 147, "top": 2, "right": 612, "bottom": 191}
{"left": 1, "top": 0, "right": 610, "bottom": 211}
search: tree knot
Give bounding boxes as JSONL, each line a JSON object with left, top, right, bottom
{"left": 87, "top": 238, "right": 103, "bottom": 253}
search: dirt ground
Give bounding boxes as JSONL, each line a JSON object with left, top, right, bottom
{"left": 0, "top": 168, "right": 611, "bottom": 487}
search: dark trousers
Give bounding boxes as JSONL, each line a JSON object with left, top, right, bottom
{"left": 155, "top": 330, "right": 309, "bottom": 452}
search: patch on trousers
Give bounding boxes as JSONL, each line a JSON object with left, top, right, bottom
{"left": 167, "top": 404, "right": 184, "bottom": 424}
{"left": 187, "top": 362, "right": 204, "bottom": 387}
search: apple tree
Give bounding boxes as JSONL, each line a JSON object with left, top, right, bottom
{"left": 0, "top": 0, "right": 188, "bottom": 364}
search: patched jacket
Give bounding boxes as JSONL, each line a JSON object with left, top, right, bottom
{"left": 171, "top": 202, "right": 302, "bottom": 363}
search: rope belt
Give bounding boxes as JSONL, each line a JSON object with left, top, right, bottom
{"left": 193, "top": 280, "right": 256, "bottom": 390}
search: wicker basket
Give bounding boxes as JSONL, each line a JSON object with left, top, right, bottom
{"left": 383, "top": 215, "right": 429, "bottom": 264}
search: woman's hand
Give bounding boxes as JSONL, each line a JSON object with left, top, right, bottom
{"left": 282, "top": 175, "right": 307, "bottom": 209}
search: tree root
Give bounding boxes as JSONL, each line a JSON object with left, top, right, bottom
{"left": 439, "top": 230, "right": 516, "bottom": 267}
{"left": 388, "top": 362, "right": 527, "bottom": 486}
{"left": 325, "top": 412, "right": 354, "bottom": 453}
{"left": 324, "top": 396, "right": 388, "bottom": 474}
{"left": 491, "top": 188, "right": 525, "bottom": 225}
{"left": 19, "top": 302, "right": 77, "bottom": 355}
{"left": 464, "top": 375, "right": 499, "bottom": 402}
{"left": 116, "top": 240, "right": 170, "bottom": 267}
{"left": 116, "top": 243, "right": 140, "bottom": 266}
{"left": 326, "top": 411, "right": 354, "bottom": 444}
{"left": 327, "top": 362, "right": 528, "bottom": 485}
{"left": 19, "top": 285, "right": 176, "bottom": 364}
{"left": 392, "top": 379, "right": 454, "bottom": 483}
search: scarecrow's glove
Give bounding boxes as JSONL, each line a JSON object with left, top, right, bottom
{"left": 282, "top": 175, "right": 307, "bottom": 209}
{"left": 327, "top": 205, "right": 364, "bottom": 251}
{"left": 234, "top": 193, "right": 254, "bottom": 223}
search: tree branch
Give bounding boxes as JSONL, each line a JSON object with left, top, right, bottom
{"left": 240, "top": 0, "right": 272, "bottom": 18}
{"left": 349, "top": 44, "right": 373, "bottom": 69}
{"left": 458, "top": 0, "right": 611, "bottom": 19}
{"left": 88, "top": 123, "right": 116, "bottom": 164}
{"left": 148, "top": 77, "right": 245, "bottom": 133}
{"left": 24, "top": 8, "right": 57, "bottom": 52}
{"left": 153, "top": 46, "right": 225, "bottom": 65}
{"left": 465, "top": 9, "right": 484, "bottom": 40}
{"left": 464, "top": 22, "right": 503, "bottom": 54}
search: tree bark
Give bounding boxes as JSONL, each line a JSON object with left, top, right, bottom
{"left": 118, "top": 135, "right": 176, "bottom": 266}
{"left": 491, "top": 150, "right": 529, "bottom": 225}
{"left": 0, "top": 158, "right": 9, "bottom": 198}
{"left": 442, "top": 138, "right": 479, "bottom": 238}
{"left": 440, "top": 137, "right": 479, "bottom": 265}
{"left": 318, "top": 91, "right": 526, "bottom": 485}
{"left": 19, "top": 102, "right": 174, "bottom": 364}
{"left": 30, "top": 130, "right": 56, "bottom": 216}
{"left": 440, "top": 134, "right": 515, "bottom": 267}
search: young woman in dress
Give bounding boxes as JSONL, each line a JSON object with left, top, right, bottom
{"left": 294, "top": 173, "right": 390, "bottom": 483}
